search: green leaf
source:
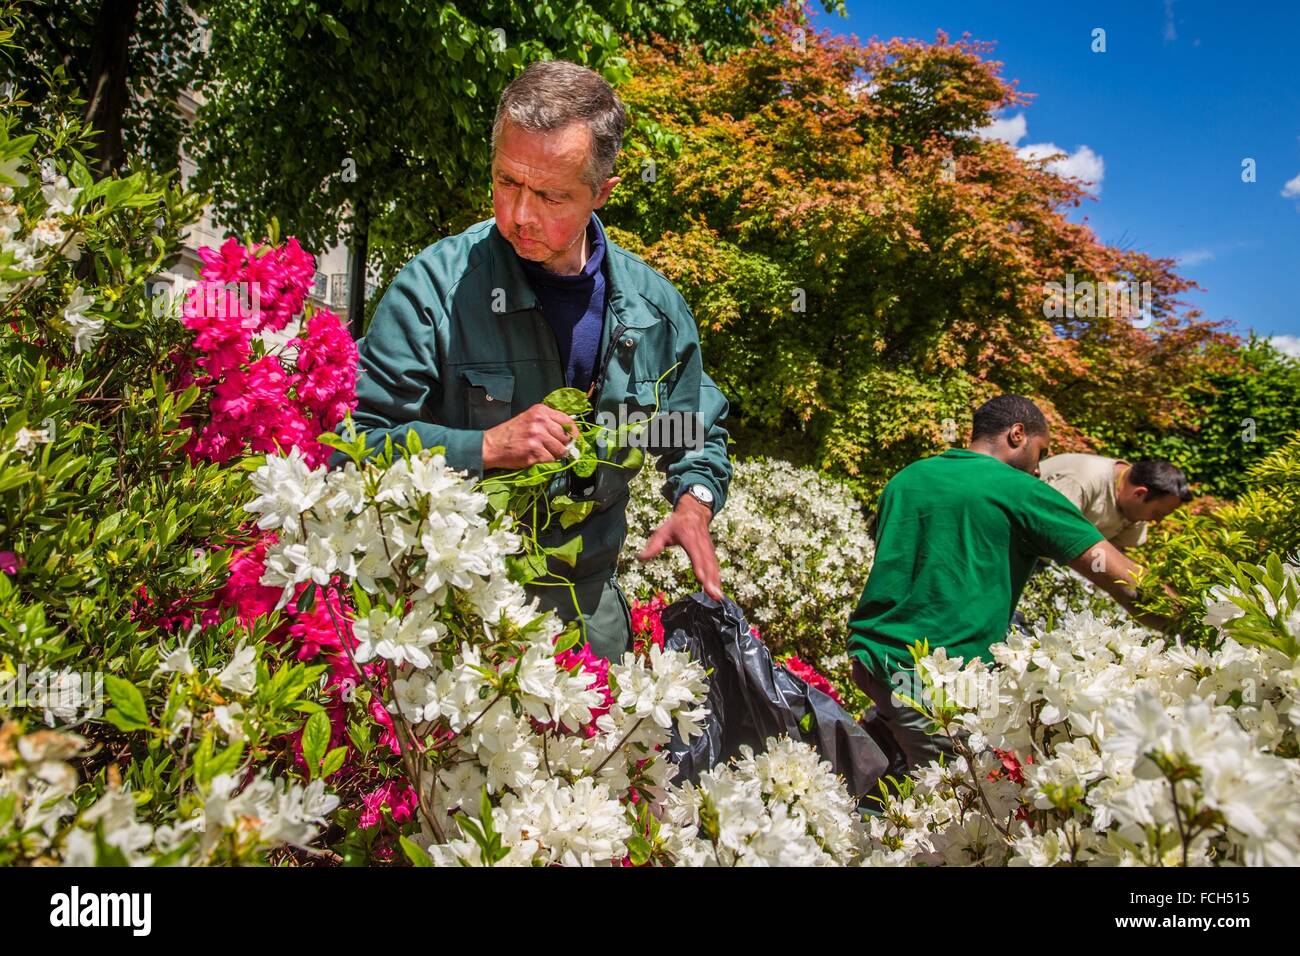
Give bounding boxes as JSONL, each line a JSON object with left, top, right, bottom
{"left": 302, "top": 710, "right": 331, "bottom": 778}
{"left": 315, "top": 429, "right": 367, "bottom": 463}
{"left": 0, "top": 468, "right": 33, "bottom": 494}
{"left": 68, "top": 161, "right": 93, "bottom": 191}
{"left": 559, "top": 499, "right": 595, "bottom": 529}
{"left": 546, "top": 536, "right": 583, "bottom": 568}
{"left": 151, "top": 835, "right": 200, "bottom": 867}
{"left": 621, "top": 446, "right": 644, "bottom": 472}
{"left": 553, "top": 627, "right": 582, "bottom": 654}
{"left": 320, "top": 13, "right": 351, "bottom": 41}
{"left": 192, "top": 733, "right": 214, "bottom": 784}
{"left": 101, "top": 177, "right": 141, "bottom": 210}
{"left": 505, "top": 553, "right": 549, "bottom": 584}
{"left": 207, "top": 739, "right": 245, "bottom": 779}
{"left": 627, "top": 835, "right": 652, "bottom": 866}
{"left": 93, "top": 823, "right": 131, "bottom": 867}
{"left": 321, "top": 745, "right": 348, "bottom": 778}
{"left": 544, "top": 387, "right": 591, "bottom": 417}
{"left": 0, "top": 133, "right": 36, "bottom": 163}
{"left": 401, "top": 835, "right": 434, "bottom": 867}
{"left": 104, "top": 675, "right": 148, "bottom": 727}
{"left": 103, "top": 709, "right": 149, "bottom": 733}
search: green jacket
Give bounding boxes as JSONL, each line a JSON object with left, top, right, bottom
{"left": 347, "top": 215, "right": 732, "bottom": 652}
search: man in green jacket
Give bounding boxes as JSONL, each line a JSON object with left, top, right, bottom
{"left": 848, "top": 396, "right": 1173, "bottom": 770}
{"left": 347, "top": 60, "right": 732, "bottom": 661}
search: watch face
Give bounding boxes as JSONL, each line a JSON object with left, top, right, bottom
{"left": 689, "top": 484, "right": 714, "bottom": 505}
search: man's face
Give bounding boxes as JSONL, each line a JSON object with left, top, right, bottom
{"left": 1006, "top": 423, "right": 1052, "bottom": 477}
{"left": 491, "top": 119, "right": 618, "bottom": 272}
{"left": 1121, "top": 489, "right": 1183, "bottom": 524}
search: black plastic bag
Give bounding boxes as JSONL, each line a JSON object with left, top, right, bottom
{"left": 662, "top": 593, "right": 888, "bottom": 799}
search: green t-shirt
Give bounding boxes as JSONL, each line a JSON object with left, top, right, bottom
{"left": 848, "top": 449, "right": 1104, "bottom": 681}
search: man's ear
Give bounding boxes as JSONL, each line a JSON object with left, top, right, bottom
{"left": 1006, "top": 422, "right": 1026, "bottom": 448}
{"left": 593, "top": 176, "right": 620, "bottom": 208}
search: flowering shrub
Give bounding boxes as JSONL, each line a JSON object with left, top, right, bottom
{"left": 620, "top": 458, "right": 874, "bottom": 673}
{"left": 1133, "top": 430, "right": 1300, "bottom": 643}
{"left": 178, "top": 235, "right": 357, "bottom": 467}
{"left": 1, "top": 720, "right": 338, "bottom": 866}
{"left": 862, "top": 601, "right": 1300, "bottom": 866}
{"left": 248, "top": 440, "right": 721, "bottom": 866}
{"left": 666, "top": 735, "right": 866, "bottom": 866}
{"left": 0, "top": 11, "right": 352, "bottom": 864}
{"left": 1202, "top": 553, "right": 1300, "bottom": 659}
{"left": 171, "top": 235, "right": 389, "bottom": 853}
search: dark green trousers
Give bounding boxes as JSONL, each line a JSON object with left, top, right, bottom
{"left": 529, "top": 573, "right": 633, "bottom": 662}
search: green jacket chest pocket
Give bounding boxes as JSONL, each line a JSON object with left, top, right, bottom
{"left": 461, "top": 368, "right": 515, "bottom": 429}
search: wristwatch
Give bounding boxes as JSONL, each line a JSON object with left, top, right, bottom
{"left": 684, "top": 483, "right": 714, "bottom": 508}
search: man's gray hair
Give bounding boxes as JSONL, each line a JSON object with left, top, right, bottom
{"left": 491, "top": 59, "right": 627, "bottom": 194}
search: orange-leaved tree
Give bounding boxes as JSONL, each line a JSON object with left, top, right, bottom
{"left": 603, "top": 1, "right": 1235, "bottom": 495}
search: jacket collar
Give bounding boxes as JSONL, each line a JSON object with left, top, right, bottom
{"left": 486, "top": 213, "right": 657, "bottom": 330}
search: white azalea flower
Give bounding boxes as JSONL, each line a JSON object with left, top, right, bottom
{"left": 41, "top": 176, "right": 79, "bottom": 216}
{"left": 11, "top": 425, "right": 50, "bottom": 455}
{"left": 213, "top": 642, "right": 258, "bottom": 695}
{"left": 244, "top": 447, "right": 327, "bottom": 532}
{"left": 29, "top": 217, "right": 65, "bottom": 248}
{"left": 61, "top": 285, "right": 103, "bottom": 353}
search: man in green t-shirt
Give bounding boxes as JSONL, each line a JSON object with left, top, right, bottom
{"left": 848, "top": 395, "right": 1173, "bottom": 771}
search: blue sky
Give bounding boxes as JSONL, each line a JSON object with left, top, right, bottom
{"left": 811, "top": 1, "right": 1300, "bottom": 349}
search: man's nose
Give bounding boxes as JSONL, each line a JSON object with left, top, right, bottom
{"left": 511, "top": 187, "right": 541, "bottom": 227}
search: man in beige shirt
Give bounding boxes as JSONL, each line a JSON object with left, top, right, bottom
{"left": 1040, "top": 454, "right": 1192, "bottom": 550}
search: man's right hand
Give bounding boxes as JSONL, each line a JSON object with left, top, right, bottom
{"left": 481, "top": 404, "right": 581, "bottom": 470}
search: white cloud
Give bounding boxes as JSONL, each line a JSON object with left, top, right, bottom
{"left": 976, "top": 112, "right": 1104, "bottom": 193}
{"left": 1175, "top": 248, "right": 1214, "bottom": 267}
{"left": 976, "top": 113, "right": 1027, "bottom": 147}
{"left": 1269, "top": 335, "right": 1300, "bottom": 358}
{"left": 1018, "top": 142, "right": 1105, "bottom": 193}
{"left": 846, "top": 77, "right": 877, "bottom": 99}
{"left": 1164, "top": 0, "right": 1178, "bottom": 42}
{"left": 1282, "top": 172, "right": 1300, "bottom": 200}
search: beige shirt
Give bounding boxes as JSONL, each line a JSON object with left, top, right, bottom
{"left": 1040, "top": 453, "right": 1147, "bottom": 549}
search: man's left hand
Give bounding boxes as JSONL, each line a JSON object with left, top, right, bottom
{"left": 636, "top": 493, "right": 723, "bottom": 600}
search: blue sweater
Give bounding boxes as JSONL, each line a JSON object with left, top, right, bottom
{"left": 515, "top": 214, "right": 608, "bottom": 394}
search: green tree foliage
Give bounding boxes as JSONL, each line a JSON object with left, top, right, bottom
{"left": 603, "top": 3, "right": 1231, "bottom": 497}
{"left": 188, "top": 0, "right": 843, "bottom": 326}
{"left": 7, "top": 0, "right": 203, "bottom": 172}
{"left": 1098, "top": 337, "right": 1300, "bottom": 500}
{"left": 1, "top": 10, "right": 332, "bottom": 864}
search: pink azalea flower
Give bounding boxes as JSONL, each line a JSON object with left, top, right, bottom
{"left": 631, "top": 592, "right": 668, "bottom": 653}
{"left": 359, "top": 782, "right": 418, "bottom": 830}
{"left": 218, "top": 539, "right": 283, "bottom": 628}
